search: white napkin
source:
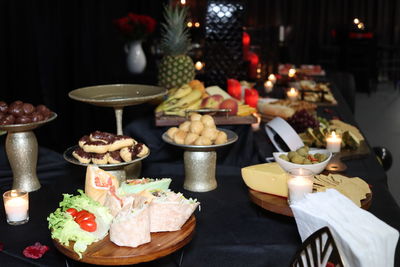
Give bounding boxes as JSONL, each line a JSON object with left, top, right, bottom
{"left": 291, "top": 189, "right": 399, "bottom": 267}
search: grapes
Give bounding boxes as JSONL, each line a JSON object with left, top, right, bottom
{"left": 287, "top": 109, "right": 319, "bottom": 133}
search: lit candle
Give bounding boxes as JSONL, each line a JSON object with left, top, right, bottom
{"left": 3, "top": 190, "right": 29, "bottom": 225}
{"left": 287, "top": 87, "right": 299, "bottom": 101}
{"left": 195, "top": 61, "right": 204, "bottom": 71}
{"left": 326, "top": 131, "right": 342, "bottom": 153}
{"left": 268, "top": 74, "right": 277, "bottom": 84}
{"left": 287, "top": 168, "right": 314, "bottom": 204}
{"left": 288, "top": 68, "right": 296, "bottom": 78}
{"left": 264, "top": 80, "right": 274, "bottom": 93}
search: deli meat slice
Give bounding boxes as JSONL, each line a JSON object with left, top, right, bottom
{"left": 149, "top": 191, "right": 199, "bottom": 232}
{"left": 109, "top": 201, "right": 151, "bottom": 247}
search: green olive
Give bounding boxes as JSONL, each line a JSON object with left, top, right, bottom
{"left": 279, "top": 154, "right": 289, "bottom": 161}
{"left": 291, "top": 155, "right": 305, "bottom": 164}
{"left": 296, "top": 147, "right": 308, "bottom": 157}
{"left": 318, "top": 153, "right": 328, "bottom": 162}
{"left": 288, "top": 151, "right": 297, "bottom": 160}
{"left": 303, "top": 158, "right": 312, "bottom": 164}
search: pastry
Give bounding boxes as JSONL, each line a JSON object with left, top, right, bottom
{"left": 91, "top": 152, "right": 108, "bottom": 165}
{"left": 107, "top": 150, "right": 123, "bottom": 164}
{"left": 201, "top": 127, "right": 218, "bottom": 141}
{"left": 201, "top": 115, "right": 215, "bottom": 128}
{"left": 184, "top": 132, "right": 199, "bottom": 145}
{"left": 109, "top": 135, "right": 134, "bottom": 151}
{"left": 89, "top": 131, "right": 115, "bottom": 143}
{"left": 173, "top": 130, "right": 187, "bottom": 144}
{"left": 72, "top": 147, "right": 92, "bottom": 164}
{"left": 194, "top": 136, "right": 212, "bottom": 146}
{"left": 215, "top": 131, "right": 228, "bottom": 145}
{"left": 179, "top": 121, "right": 191, "bottom": 132}
{"left": 189, "top": 113, "right": 202, "bottom": 122}
{"left": 166, "top": 127, "right": 178, "bottom": 139}
{"left": 83, "top": 140, "right": 110, "bottom": 154}
{"left": 79, "top": 135, "right": 91, "bottom": 148}
{"left": 120, "top": 143, "right": 149, "bottom": 162}
{"left": 189, "top": 121, "right": 204, "bottom": 135}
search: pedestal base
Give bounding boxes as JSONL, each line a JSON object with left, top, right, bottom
{"left": 183, "top": 150, "right": 217, "bottom": 192}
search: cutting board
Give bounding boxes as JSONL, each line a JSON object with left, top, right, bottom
{"left": 53, "top": 215, "right": 196, "bottom": 265}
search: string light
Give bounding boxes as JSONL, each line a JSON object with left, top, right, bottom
{"left": 194, "top": 22, "right": 200, "bottom": 28}
{"left": 353, "top": 18, "right": 360, "bottom": 24}
{"left": 180, "top": 0, "right": 186, "bottom": 5}
{"left": 187, "top": 21, "right": 193, "bottom": 28}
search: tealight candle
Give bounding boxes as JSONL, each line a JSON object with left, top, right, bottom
{"left": 3, "top": 190, "right": 29, "bottom": 225}
{"left": 264, "top": 80, "right": 274, "bottom": 93}
{"left": 326, "top": 131, "right": 342, "bottom": 153}
{"left": 268, "top": 74, "right": 277, "bottom": 84}
{"left": 195, "top": 61, "right": 204, "bottom": 71}
{"left": 288, "top": 68, "right": 296, "bottom": 78}
{"left": 287, "top": 87, "right": 299, "bottom": 101}
{"left": 287, "top": 168, "right": 314, "bottom": 204}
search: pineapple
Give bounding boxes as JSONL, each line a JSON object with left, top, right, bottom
{"left": 158, "top": 5, "right": 195, "bottom": 89}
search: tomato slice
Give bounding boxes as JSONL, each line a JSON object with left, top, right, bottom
{"left": 66, "top": 208, "right": 78, "bottom": 217}
{"left": 79, "top": 220, "right": 97, "bottom": 232}
{"left": 75, "top": 210, "right": 96, "bottom": 224}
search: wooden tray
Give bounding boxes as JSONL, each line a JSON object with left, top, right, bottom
{"left": 155, "top": 114, "right": 257, "bottom": 126}
{"left": 53, "top": 216, "right": 196, "bottom": 265}
{"left": 249, "top": 189, "right": 372, "bottom": 217}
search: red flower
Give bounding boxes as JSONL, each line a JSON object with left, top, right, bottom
{"left": 23, "top": 242, "right": 50, "bottom": 259}
{"left": 114, "top": 13, "right": 156, "bottom": 41}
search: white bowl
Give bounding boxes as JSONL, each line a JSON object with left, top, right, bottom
{"left": 265, "top": 117, "right": 304, "bottom": 152}
{"left": 272, "top": 149, "right": 332, "bottom": 174}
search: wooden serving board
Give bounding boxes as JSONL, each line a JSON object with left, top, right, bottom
{"left": 155, "top": 114, "right": 257, "bottom": 126}
{"left": 53, "top": 216, "right": 196, "bottom": 265}
{"left": 249, "top": 189, "right": 372, "bottom": 217}
{"left": 338, "top": 140, "right": 370, "bottom": 161}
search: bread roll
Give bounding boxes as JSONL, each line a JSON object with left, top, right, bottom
{"left": 179, "top": 121, "right": 191, "bottom": 132}
{"left": 257, "top": 103, "right": 295, "bottom": 119}
{"left": 166, "top": 127, "right": 178, "bottom": 139}
{"left": 189, "top": 121, "right": 204, "bottom": 135}
{"left": 194, "top": 136, "right": 212, "bottom": 146}
{"left": 173, "top": 130, "right": 187, "bottom": 144}
{"left": 215, "top": 131, "right": 228, "bottom": 145}
{"left": 201, "top": 127, "right": 219, "bottom": 141}
{"left": 184, "top": 132, "right": 199, "bottom": 145}
{"left": 189, "top": 113, "right": 202, "bottom": 122}
{"left": 201, "top": 115, "right": 215, "bottom": 128}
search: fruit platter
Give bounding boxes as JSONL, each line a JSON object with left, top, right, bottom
{"left": 155, "top": 80, "right": 257, "bottom": 126}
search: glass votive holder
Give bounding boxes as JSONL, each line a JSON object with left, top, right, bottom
{"left": 3, "top": 190, "right": 29, "bottom": 225}
{"left": 326, "top": 131, "right": 342, "bottom": 153}
{"left": 287, "top": 168, "right": 314, "bottom": 205}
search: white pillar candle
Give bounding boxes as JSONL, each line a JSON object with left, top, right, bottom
{"left": 264, "top": 80, "right": 274, "bottom": 93}
{"left": 287, "top": 87, "right": 299, "bottom": 101}
{"left": 287, "top": 168, "right": 314, "bottom": 204}
{"left": 288, "top": 68, "right": 296, "bottom": 78}
{"left": 326, "top": 131, "right": 342, "bottom": 153}
{"left": 268, "top": 74, "right": 277, "bottom": 84}
{"left": 3, "top": 190, "right": 29, "bottom": 225}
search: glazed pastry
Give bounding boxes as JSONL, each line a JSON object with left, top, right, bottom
{"left": 72, "top": 147, "right": 92, "bottom": 164}
{"left": 79, "top": 135, "right": 91, "bottom": 148}
{"left": 90, "top": 131, "right": 115, "bottom": 143}
{"left": 82, "top": 140, "right": 110, "bottom": 154}
{"left": 91, "top": 153, "right": 108, "bottom": 165}
{"left": 109, "top": 135, "right": 134, "bottom": 151}
{"left": 108, "top": 150, "right": 123, "bottom": 164}
{"left": 120, "top": 143, "right": 149, "bottom": 162}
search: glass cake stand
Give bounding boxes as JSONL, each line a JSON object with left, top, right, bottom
{"left": 68, "top": 84, "right": 167, "bottom": 177}
{"left": 162, "top": 128, "right": 238, "bottom": 192}
{"left": 0, "top": 113, "right": 57, "bottom": 192}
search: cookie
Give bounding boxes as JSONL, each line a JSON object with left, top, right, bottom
{"left": 72, "top": 147, "right": 92, "bottom": 164}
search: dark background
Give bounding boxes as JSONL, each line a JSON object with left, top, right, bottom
{"left": 1, "top": 0, "right": 399, "bottom": 153}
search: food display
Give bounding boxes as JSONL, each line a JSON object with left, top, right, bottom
{"left": 313, "top": 174, "right": 371, "bottom": 207}
{"left": 165, "top": 113, "right": 228, "bottom": 145}
{"left": 286, "top": 109, "right": 320, "bottom": 133}
{"left": 278, "top": 146, "right": 329, "bottom": 164}
{"left": 48, "top": 165, "right": 199, "bottom": 258}
{"left": 299, "top": 81, "right": 337, "bottom": 104}
{"left": 0, "top": 100, "right": 53, "bottom": 125}
{"left": 257, "top": 99, "right": 316, "bottom": 121}
{"left": 72, "top": 131, "right": 149, "bottom": 164}
{"left": 299, "top": 119, "right": 363, "bottom": 150}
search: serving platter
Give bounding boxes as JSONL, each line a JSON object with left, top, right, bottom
{"left": 53, "top": 215, "right": 196, "bottom": 265}
{"left": 248, "top": 189, "right": 372, "bottom": 217}
{"left": 155, "top": 113, "right": 257, "bottom": 126}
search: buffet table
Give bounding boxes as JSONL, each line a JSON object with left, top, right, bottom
{"left": 1, "top": 83, "right": 400, "bottom": 267}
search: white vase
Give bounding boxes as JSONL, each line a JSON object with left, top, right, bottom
{"left": 125, "top": 40, "right": 146, "bottom": 74}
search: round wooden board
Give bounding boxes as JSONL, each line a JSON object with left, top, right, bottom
{"left": 249, "top": 189, "right": 372, "bottom": 217}
{"left": 53, "top": 215, "right": 196, "bottom": 265}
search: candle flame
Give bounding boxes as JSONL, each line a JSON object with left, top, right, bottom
{"left": 288, "top": 68, "right": 296, "bottom": 77}
{"left": 331, "top": 131, "right": 337, "bottom": 138}
{"left": 11, "top": 190, "right": 18, "bottom": 197}
{"left": 289, "top": 87, "right": 296, "bottom": 94}
{"left": 195, "top": 61, "right": 204, "bottom": 71}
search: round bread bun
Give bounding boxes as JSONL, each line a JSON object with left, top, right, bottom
{"left": 184, "top": 132, "right": 199, "bottom": 145}
{"left": 179, "top": 121, "right": 191, "bottom": 132}
{"left": 166, "top": 127, "right": 178, "bottom": 139}
{"left": 201, "top": 127, "right": 219, "bottom": 141}
{"left": 215, "top": 130, "right": 228, "bottom": 145}
{"left": 194, "top": 136, "right": 212, "bottom": 146}
{"left": 173, "top": 130, "right": 188, "bottom": 144}
{"left": 190, "top": 113, "right": 202, "bottom": 122}
{"left": 201, "top": 115, "right": 215, "bottom": 128}
{"left": 189, "top": 121, "right": 204, "bottom": 135}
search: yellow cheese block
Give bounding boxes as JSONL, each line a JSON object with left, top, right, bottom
{"left": 241, "top": 162, "right": 288, "bottom": 197}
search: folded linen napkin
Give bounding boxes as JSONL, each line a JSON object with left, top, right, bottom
{"left": 291, "top": 189, "right": 399, "bottom": 267}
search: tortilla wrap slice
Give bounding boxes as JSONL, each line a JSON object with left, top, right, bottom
{"left": 118, "top": 178, "right": 172, "bottom": 195}
{"left": 149, "top": 191, "right": 199, "bottom": 232}
{"left": 103, "top": 190, "right": 123, "bottom": 217}
{"left": 109, "top": 200, "right": 151, "bottom": 248}
{"left": 85, "top": 165, "right": 119, "bottom": 205}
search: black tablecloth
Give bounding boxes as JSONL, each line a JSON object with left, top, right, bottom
{"left": 1, "top": 82, "right": 400, "bottom": 267}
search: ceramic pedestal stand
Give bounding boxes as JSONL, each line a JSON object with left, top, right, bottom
{"left": 68, "top": 84, "right": 167, "bottom": 178}
{"left": 0, "top": 113, "right": 57, "bottom": 192}
{"left": 162, "top": 129, "right": 238, "bottom": 192}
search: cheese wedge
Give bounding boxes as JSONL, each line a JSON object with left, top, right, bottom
{"left": 241, "top": 163, "right": 289, "bottom": 197}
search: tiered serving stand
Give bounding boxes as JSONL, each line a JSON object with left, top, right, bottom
{"left": 67, "top": 84, "right": 167, "bottom": 179}
{"left": 0, "top": 113, "right": 57, "bottom": 192}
